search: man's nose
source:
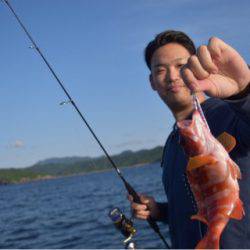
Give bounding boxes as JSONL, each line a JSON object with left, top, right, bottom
{"left": 166, "top": 67, "right": 179, "bottom": 83}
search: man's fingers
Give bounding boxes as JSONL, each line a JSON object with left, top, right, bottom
{"left": 207, "top": 37, "right": 222, "bottom": 59}
{"left": 187, "top": 55, "right": 210, "bottom": 80}
{"left": 136, "top": 210, "right": 150, "bottom": 220}
{"left": 140, "top": 195, "right": 152, "bottom": 204}
{"left": 131, "top": 202, "right": 147, "bottom": 211}
{"left": 197, "top": 45, "right": 218, "bottom": 74}
{"left": 182, "top": 67, "right": 214, "bottom": 93}
{"left": 130, "top": 201, "right": 150, "bottom": 220}
{"left": 127, "top": 193, "right": 156, "bottom": 220}
{"left": 181, "top": 67, "right": 201, "bottom": 92}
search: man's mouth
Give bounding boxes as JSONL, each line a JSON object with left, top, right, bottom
{"left": 167, "top": 84, "right": 184, "bottom": 92}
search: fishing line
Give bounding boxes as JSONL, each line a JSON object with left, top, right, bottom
{"left": 192, "top": 93, "right": 210, "bottom": 132}
{"left": 2, "top": 0, "right": 170, "bottom": 248}
{"left": 191, "top": 93, "right": 208, "bottom": 240}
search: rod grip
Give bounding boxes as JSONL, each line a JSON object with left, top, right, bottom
{"left": 123, "top": 178, "right": 161, "bottom": 233}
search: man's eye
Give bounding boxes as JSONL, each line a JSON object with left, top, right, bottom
{"left": 156, "top": 69, "right": 165, "bottom": 74}
{"left": 177, "top": 64, "right": 184, "bottom": 68}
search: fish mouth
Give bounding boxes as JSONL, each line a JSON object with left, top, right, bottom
{"left": 177, "top": 119, "right": 192, "bottom": 129}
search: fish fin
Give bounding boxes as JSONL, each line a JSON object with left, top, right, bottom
{"left": 229, "top": 160, "right": 242, "bottom": 179}
{"left": 191, "top": 214, "right": 208, "bottom": 225}
{"left": 217, "top": 132, "right": 236, "bottom": 152}
{"left": 187, "top": 155, "right": 217, "bottom": 171}
{"left": 230, "top": 199, "right": 245, "bottom": 220}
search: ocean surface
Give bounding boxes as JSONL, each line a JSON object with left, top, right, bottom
{"left": 0, "top": 163, "right": 170, "bottom": 249}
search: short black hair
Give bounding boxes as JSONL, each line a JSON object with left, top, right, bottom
{"left": 145, "top": 30, "right": 196, "bottom": 70}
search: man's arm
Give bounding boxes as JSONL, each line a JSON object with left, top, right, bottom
{"left": 226, "top": 88, "right": 250, "bottom": 122}
{"left": 224, "top": 64, "right": 250, "bottom": 122}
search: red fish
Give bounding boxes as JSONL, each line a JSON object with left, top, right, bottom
{"left": 177, "top": 110, "right": 244, "bottom": 249}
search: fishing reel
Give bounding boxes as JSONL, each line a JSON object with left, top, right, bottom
{"left": 109, "top": 207, "right": 136, "bottom": 249}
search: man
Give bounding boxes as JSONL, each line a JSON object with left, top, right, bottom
{"left": 128, "top": 30, "right": 250, "bottom": 248}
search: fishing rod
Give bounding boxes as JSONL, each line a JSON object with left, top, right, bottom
{"left": 2, "top": 0, "right": 170, "bottom": 248}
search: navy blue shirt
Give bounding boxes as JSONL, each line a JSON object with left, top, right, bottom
{"left": 160, "top": 94, "right": 250, "bottom": 249}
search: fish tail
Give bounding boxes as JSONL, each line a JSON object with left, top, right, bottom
{"left": 195, "top": 235, "right": 209, "bottom": 249}
{"left": 195, "top": 215, "right": 228, "bottom": 249}
{"left": 195, "top": 235, "right": 208, "bottom": 249}
{"left": 195, "top": 234, "right": 220, "bottom": 249}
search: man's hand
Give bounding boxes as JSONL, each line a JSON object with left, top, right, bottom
{"left": 181, "top": 37, "right": 250, "bottom": 98}
{"left": 127, "top": 194, "right": 161, "bottom": 220}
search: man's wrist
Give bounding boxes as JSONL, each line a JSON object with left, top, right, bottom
{"left": 226, "top": 82, "right": 250, "bottom": 100}
{"left": 155, "top": 202, "right": 169, "bottom": 222}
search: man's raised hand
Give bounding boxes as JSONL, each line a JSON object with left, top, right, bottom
{"left": 181, "top": 37, "right": 250, "bottom": 98}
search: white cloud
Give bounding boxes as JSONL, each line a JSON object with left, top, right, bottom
{"left": 12, "top": 140, "right": 24, "bottom": 148}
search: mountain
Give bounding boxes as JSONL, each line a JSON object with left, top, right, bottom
{"left": 35, "top": 156, "right": 91, "bottom": 166}
{"left": 0, "top": 146, "right": 164, "bottom": 184}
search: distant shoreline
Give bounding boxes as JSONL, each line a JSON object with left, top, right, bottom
{"left": 0, "top": 146, "right": 163, "bottom": 185}
{"left": 0, "top": 161, "right": 160, "bottom": 186}
{"left": 79, "top": 161, "right": 158, "bottom": 176}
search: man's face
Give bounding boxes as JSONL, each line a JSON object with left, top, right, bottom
{"left": 150, "top": 43, "right": 193, "bottom": 110}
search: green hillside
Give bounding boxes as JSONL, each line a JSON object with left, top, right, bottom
{"left": 0, "top": 146, "right": 163, "bottom": 184}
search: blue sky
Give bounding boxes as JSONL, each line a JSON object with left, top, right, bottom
{"left": 1, "top": 0, "right": 250, "bottom": 168}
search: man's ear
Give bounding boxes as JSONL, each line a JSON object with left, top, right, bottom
{"left": 149, "top": 74, "right": 156, "bottom": 91}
